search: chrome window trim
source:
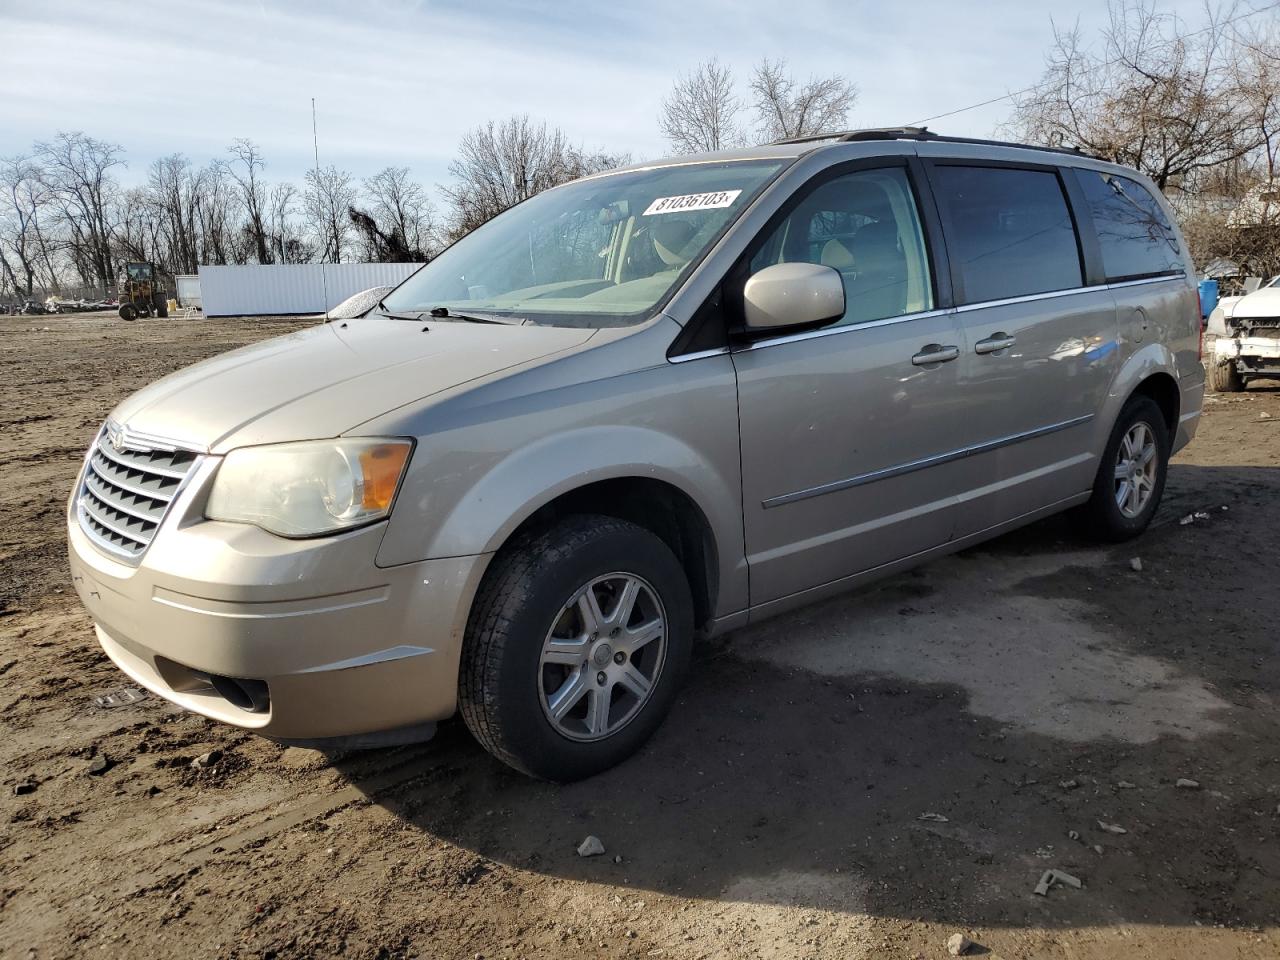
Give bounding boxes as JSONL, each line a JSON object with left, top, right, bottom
{"left": 954, "top": 284, "right": 1110, "bottom": 313}
{"left": 1106, "top": 273, "right": 1185, "bottom": 290}
{"left": 708, "top": 272, "right": 1188, "bottom": 355}
{"left": 668, "top": 346, "right": 731, "bottom": 364}
{"left": 741, "top": 308, "right": 953, "bottom": 351}
{"left": 763, "top": 413, "right": 1095, "bottom": 509}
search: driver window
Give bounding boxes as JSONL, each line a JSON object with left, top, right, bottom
{"left": 750, "top": 167, "right": 934, "bottom": 326}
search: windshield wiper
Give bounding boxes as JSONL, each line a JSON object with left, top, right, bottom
{"left": 375, "top": 299, "right": 426, "bottom": 323}
{"left": 428, "top": 306, "right": 524, "bottom": 325}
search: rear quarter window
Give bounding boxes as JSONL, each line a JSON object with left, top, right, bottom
{"left": 931, "top": 165, "right": 1083, "bottom": 304}
{"left": 1078, "top": 171, "right": 1183, "bottom": 281}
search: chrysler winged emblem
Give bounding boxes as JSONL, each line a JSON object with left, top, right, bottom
{"left": 106, "top": 422, "right": 125, "bottom": 452}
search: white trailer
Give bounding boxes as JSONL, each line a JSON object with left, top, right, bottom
{"left": 196, "top": 263, "right": 421, "bottom": 317}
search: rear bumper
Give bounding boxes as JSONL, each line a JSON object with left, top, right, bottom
{"left": 1174, "top": 376, "right": 1204, "bottom": 455}
{"left": 68, "top": 516, "right": 489, "bottom": 739}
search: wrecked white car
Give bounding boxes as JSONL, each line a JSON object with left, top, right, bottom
{"left": 1207, "top": 276, "right": 1280, "bottom": 391}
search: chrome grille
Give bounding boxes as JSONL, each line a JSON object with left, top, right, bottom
{"left": 76, "top": 426, "right": 200, "bottom": 561}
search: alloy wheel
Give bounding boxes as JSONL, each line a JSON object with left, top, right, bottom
{"left": 1113, "top": 421, "right": 1158, "bottom": 519}
{"left": 538, "top": 572, "right": 667, "bottom": 742}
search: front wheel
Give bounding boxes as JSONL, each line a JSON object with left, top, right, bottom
{"left": 118, "top": 303, "right": 137, "bottom": 321}
{"left": 1079, "top": 395, "right": 1170, "bottom": 542}
{"left": 459, "top": 514, "right": 694, "bottom": 781}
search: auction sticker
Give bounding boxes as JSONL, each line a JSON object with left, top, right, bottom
{"left": 643, "top": 190, "right": 742, "bottom": 216}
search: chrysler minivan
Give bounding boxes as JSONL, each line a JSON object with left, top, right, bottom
{"left": 68, "top": 128, "right": 1203, "bottom": 780}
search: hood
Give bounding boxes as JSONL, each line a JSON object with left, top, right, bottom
{"left": 111, "top": 317, "right": 595, "bottom": 453}
{"left": 1228, "top": 286, "right": 1280, "bottom": 319}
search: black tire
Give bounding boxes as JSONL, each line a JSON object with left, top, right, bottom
{"left": 459, "top": 514, "right": 694, "bottom": 781}
{"left": 153, "top": 293, "right": 169, "bottom": 318}
{"left": 1210, "top": 358, "right": 1244, "bottom": 392}
{"left": 1079, "top": 395, "right": 1171, "bottom": 542}
{"left": 118, "top": 303, "right": 137, "bottom": 322}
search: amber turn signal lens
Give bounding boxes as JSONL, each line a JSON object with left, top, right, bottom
{"left": 359, "top": 443, "right": 411, "bottom": 511}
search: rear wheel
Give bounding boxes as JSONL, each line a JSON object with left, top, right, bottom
{"left": 1210, "top": 358, "right": 1244, "bottom": 392}
{"left": 153, "top": 293, "right": 169, "bottom": 318}
{"left": 1079, "top": 395, "right": 1170, "bottom": 542}
{"left": 459, "top": 515, "right": 694, "bottom": 781}
{"left": 118, "top": 302, "right": 137, "bottom": 321}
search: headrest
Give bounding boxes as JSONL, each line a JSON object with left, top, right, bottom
{"left": 653, "top": 219, "right": 698, "bottom": 266}
{"left": 820, "top": 238, "right": 856, "bottom": 270}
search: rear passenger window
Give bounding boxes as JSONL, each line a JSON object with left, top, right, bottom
{"left": 1078, "top": 171, "right": 1183, "bottom": 281}
{"left": 749, "top": 167, "right": 934, "bottom": 326}
{"left": 932, "top": 166, "right": 1083, "bottom": 304}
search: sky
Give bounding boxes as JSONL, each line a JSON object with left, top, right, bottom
{"left": 0, "top": 0, "right": 1229, "bottom": 193}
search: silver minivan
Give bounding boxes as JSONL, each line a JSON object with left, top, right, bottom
{"left": 68, "top": 128, "right": 1204, "bottom": 780}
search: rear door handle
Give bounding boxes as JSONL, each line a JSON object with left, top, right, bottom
{"left": 911, "top": 343, "right": 960, "bottom": 366}
{"left": 974, "top": 333, "right": 1016, "bottom": 354}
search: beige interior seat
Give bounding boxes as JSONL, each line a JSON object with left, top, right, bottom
{"left": 820, "top": 238, "right": 856, "bottom": 270}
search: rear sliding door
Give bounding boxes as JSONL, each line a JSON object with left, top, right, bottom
{"left": 924, "top": 160, "right": 1120, "bottom": 536}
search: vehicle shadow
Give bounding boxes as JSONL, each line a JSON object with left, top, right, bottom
{"left": 333, "top": 464, "right": 1280, "bottom": 930}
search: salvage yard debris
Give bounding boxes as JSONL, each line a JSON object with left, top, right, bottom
{"left": 1097, "top": 821, "right": 1128, "bottom": 835}
{"left": 91, "top": 686, "right": 147, "bottom": 709}
{"left": 1034, "top": 869, "right": 1083, "bottom": 896}
{"left": 190, "top": 750, "right": 222, "bottom": 770}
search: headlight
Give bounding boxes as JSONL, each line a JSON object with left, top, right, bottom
{"left": 206, "top": 438, "right": 412, "bottom": 537}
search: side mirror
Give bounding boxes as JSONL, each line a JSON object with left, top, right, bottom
{"left": 742, "top": 262, "right": 845, "bottom": 332}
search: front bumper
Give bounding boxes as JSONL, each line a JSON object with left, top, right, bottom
{"left": 67, "top": 514, "right": 489, "bottom": 740}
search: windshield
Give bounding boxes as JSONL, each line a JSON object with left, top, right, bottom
{"left": 381, "top": 159, "right": 787, "bottom": 327}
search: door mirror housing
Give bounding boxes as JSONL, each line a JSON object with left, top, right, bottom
{"left": 742, "top": 262, "right": 846, "bottom": 332}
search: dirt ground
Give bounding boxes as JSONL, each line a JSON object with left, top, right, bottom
{"left": 2, "top": 311, "right": 1279, "bottom": 960}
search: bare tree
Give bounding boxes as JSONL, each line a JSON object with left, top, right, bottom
{"left": 305, "top": 164, "right": 357, "bottom": 262}
{"left": 749, "top": 58, "right": 858, "bottom": 142}
{"left": 660, "top": 58, "right": 743, "bottom": 153}
{"left": 224, "top": 139, "right": 273, "bottom": 263}
{"left": 0, "top": 155, "right": 60, "bottom": 297}
{"left": 440, "top": 115, "right": 626, "bottom": 238}
{"left": 267, "top": 182, "right": 310, "bottom": 263}
{"left": 357, "top": 166, "right": 437, "bottom": 260}
{"left": 1008, "top": 1, "right": 1256, "bottom": 191}
{"left": 35, "top": 131, "right": 124, "bottom": 289}
{"left": 142, "top": 154, "right": 202, "bottom": 274}
{"left": 113, "top": 185, "right": 164, "bottom": 270}
{"left": 194, "top": 160, "right": 242, "bottom": 266}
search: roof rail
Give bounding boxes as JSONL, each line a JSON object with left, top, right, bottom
{"left": 770, "top": 126, "right": 1094, "bottom": 159}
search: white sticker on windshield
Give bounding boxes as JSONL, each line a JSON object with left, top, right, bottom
{"left": 642, "top": 190, "right": 742, "bottom": 216}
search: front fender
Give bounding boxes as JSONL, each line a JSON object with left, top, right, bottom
{"left": 372, "top": 348, "right": 749, "bottom": 618}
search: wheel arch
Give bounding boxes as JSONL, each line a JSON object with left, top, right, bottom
{"left": 1130, "top": 370, "right": 1180, "bottom": 436}
{"left": 379, "top": 423, "right": 747, "bottom": 627}
{"left": 1097, "top": 343, "right": 1182, "bottom": 449}
{"left": 488, "top": 476, "right": 720, "bottom": 633}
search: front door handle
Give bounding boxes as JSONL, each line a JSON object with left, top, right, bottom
{"left": 974, "top": 332, "right": 1016, "bottom": 354}
{"left": 911, "top": 343, "right": 960, "bottom": 366}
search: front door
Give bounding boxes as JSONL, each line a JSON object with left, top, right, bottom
{"left": 732, "top": 163, "right": 983, "bottom": 605}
